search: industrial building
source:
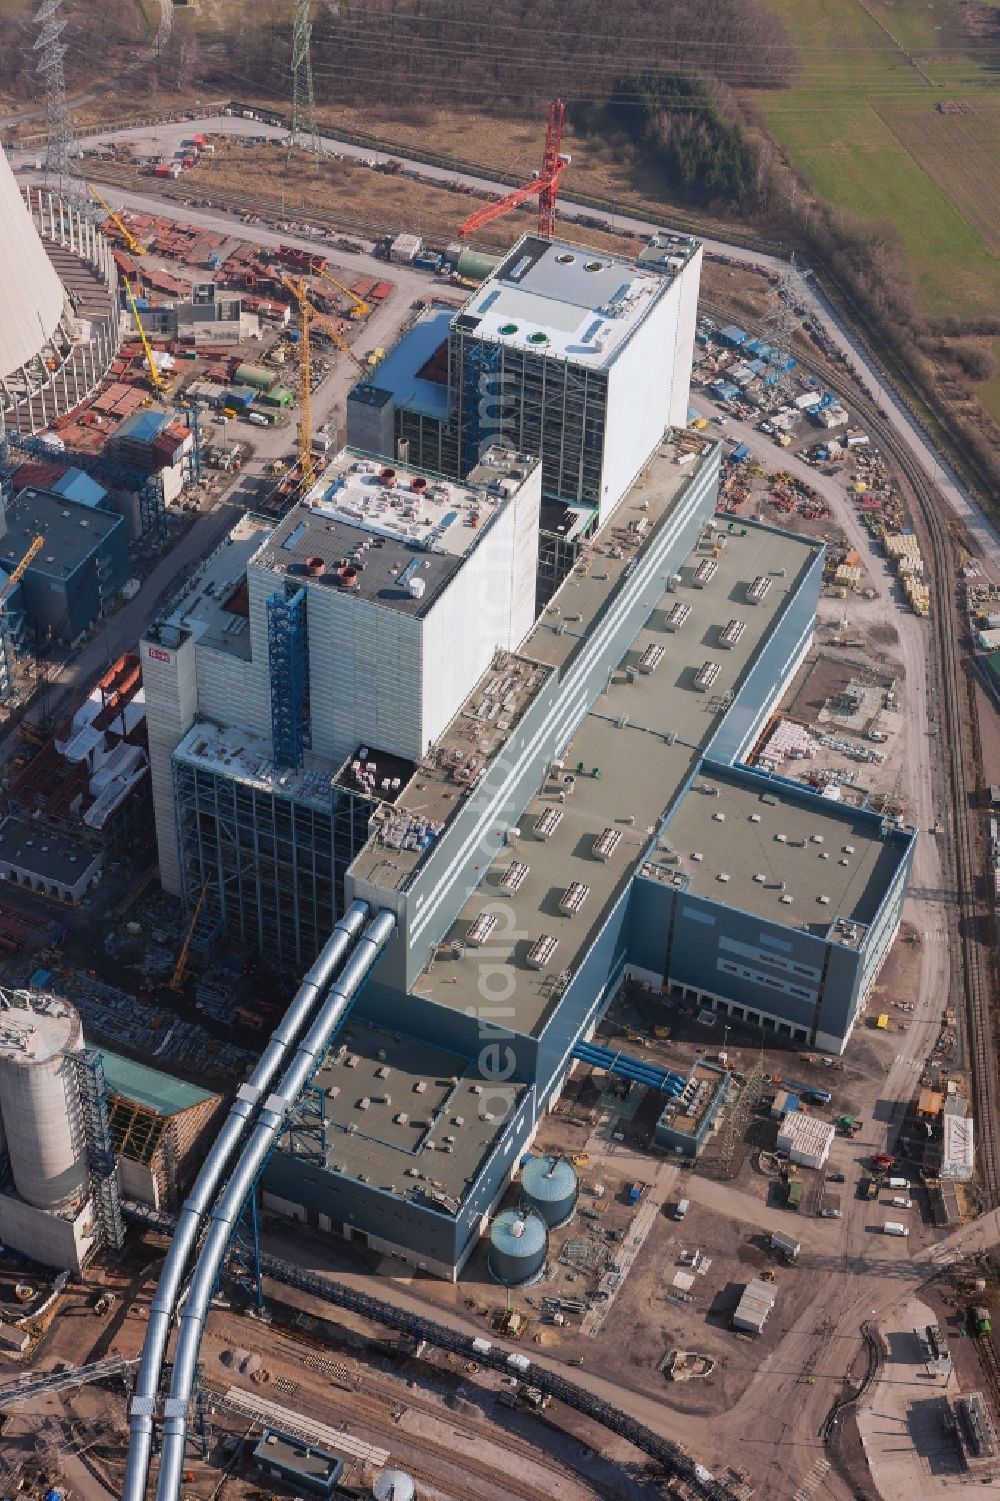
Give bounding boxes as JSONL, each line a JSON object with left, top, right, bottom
{"left": 138, "top": 353, "right": 914, "bottom": 1280}
{"left": 138, "top": 430, "right": 915, "bottom": 1277}
{"left": 776, "top": 1112, "right": 835, "bottom": 1170}
{"left": 1, "top": 485, "right": 129, "bottom": 643}
{"left": 102, "top": 1051, "right": 223, "bottom": 1210}
{"left": 143, "top": 444, "right": 541, "bottom": 959}
{"left": 654, "top": 1061, "right": 731, "bottom": 1158}
{"left": 733, "top": 1277, "right": 778, "bottom": 1335}
{"left": 0, "top": 154, "right": 120, "bottom": 433}
{"left": 252, "top": 1429, "right": 345, "bottom": 1497}
{"left": 348, "top": 231, "right": 702, "bottom": 594}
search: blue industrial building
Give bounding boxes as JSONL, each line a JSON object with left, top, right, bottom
{"left": 2, "top": 486, "right": 129, "bottom": 643}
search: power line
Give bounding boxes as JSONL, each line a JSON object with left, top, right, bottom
{"left": 289, "top": 0, "right": 319, "bottom": 157}
{"left": 34, "top": 0, "right": 72, "bottom": 192}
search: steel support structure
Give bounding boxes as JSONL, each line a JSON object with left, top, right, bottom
{"left": 267, "top": 586, "right": 308, "bottom": 770}
{"left": 67, "top": 1046, "right": 126, "bottom": 1252}
{"left": 34, "top": 0, "right": 73, "bottom": 191}
{"left": 4, "top": 428, "right": 166, "bottom": 542}
{"left": 289, "top": 0, "right": 319, "bottom": 156}
{"left": 173, "top": 759, "right": 373, "bottom": 971}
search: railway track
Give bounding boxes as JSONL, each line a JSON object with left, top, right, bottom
{"left": 826, "top": 375, "right": 1000, "bottom": 1207}
{"left": 700, "top": 295, "right": 1000, "bottom": 1208}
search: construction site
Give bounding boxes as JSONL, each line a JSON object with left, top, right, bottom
{"left": 0, "top": 1, "right": 998, "bottom": 1496}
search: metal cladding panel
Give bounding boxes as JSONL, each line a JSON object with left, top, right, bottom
{"left": 142, "top": 633, "right": 199, "bottom": 896}
{"left": 534, "top": 882, "right": 631, "bottom": 1097}
{"left": 707, "top": 545, "right": 824, "bottom": 765}
{"left": 0, "top": 154, "right": 67, "bottom": 381}
{"left": 262, "top": 1152, "right": 466, "bottom": 1267}
{"left": 602, "top": 287, "right": 681, "bottom": 525}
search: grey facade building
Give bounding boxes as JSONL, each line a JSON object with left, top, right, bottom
{"left": 2, "top": 487, "right": 128, "bottom": 643}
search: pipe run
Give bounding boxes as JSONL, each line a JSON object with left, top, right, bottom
{"left": 122, "top": 900, "right": 369, "bottom": 1501}
{"left": 154, "top": 908, "right": 395, "bottom": 1501}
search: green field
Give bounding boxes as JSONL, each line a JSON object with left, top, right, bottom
{"left": 757, "top": 0, "right": 1000, "bottom": 320}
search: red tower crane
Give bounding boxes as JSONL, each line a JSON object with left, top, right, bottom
{"left": 460, "top": 99, "right": 569, "bottom": 239}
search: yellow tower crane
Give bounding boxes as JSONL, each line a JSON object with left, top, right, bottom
{"left": 168, "top": 879, "right": 209, "bottom": 993}
{"left": 1, "top": 536, "right": 45, "bottom": 605}
{"left": 309, "top": 260, "right": 369, "bottom": 319}
{"left": 86, "top": 182, "right": 144, "bottom": 257}
{"left": 122, "top": 277, "right": 165, "bottom": 394}
{"left": 280, "top": 273, "right": 317, "bottom": 490}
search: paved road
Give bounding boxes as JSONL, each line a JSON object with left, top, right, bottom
{"left": 21, "top": 109, "right": 994, "bottom": 568}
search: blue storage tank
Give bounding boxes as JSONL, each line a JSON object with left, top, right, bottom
{"left": 487, "top": 1209, "right": 548, "bottom": 1286}
{"left": 520, "top": 1154, "right": 578, "bottom": 1228}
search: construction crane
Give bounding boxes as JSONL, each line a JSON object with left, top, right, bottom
{"left": 86, "top": 181, "right": 144, "bottom": 256}
{"left": 310, "top": 312, "right": 366, "bottom": 374}
{"left": 0, "top": 535, "right": 44, "bottom": 607}
{"left": 309, "top": 261, "right": 369, "bottom": 319}
{"left": 460, "top": 99, "right": 569, "bottom": 239}
{"left": 122, "top": 277, "right": 165, "bottom": 394}
{"left": 168, "top": 880, "right": 209, "bottom": 993}
{"left": 280, "top": 273, "right": 317, "bottom": 489}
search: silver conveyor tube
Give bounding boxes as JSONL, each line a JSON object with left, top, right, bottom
{"left": 123, "top": 899, "right": 369, "bottom": 1501}
{"left": 154, "top": 908, "right": 395, "bottom": 1501}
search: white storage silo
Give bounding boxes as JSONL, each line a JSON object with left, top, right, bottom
{"left": 0, "top": 998, "right": 88, "bottom": 1209}
{"left": 373, "top": 1471, "right": 417, "bottom": 1501}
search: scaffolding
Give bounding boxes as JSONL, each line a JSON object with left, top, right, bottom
{"left": 67, "top": 1047, "right": 126, "bottom": 1252}
{"left": 4, "top": 427, "right": 167, "bottom": 543}
{"left": 173, "top": 760, "right": 373, "bottom": 971}
{"left": 267, "top": 586, "right": 308, "bottom": 770}
{"left": 451, "top": 327, "right": 607, "bottom": 505}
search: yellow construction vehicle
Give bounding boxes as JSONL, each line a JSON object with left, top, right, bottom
{"left": 310, "top": 261, "right": 369, "bottom": 319}
{"left": 122, "top": 278, "right": 165, "bottom": 394}
{"left": 86, "top": 182, "right": 144, "bottom": 256}
{"left": 168, "top": 880, "right": 209, "bottom": 993}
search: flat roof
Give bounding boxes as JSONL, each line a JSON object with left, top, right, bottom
{"left": 253, "top": 1429, "right": 342, "bottom": 1479}
{"left": 0, "top": 994, "right": 77, "bottom": 1065}
{"left": 460, "top": 233, "right": 692, "bottom": 369}
{"left": 0, "top": 814, "right": 102, "bottom": 884}
{"left": 4, "top": 488, "right": 120, "bottom": 579}
{"left": 252, "top": 447, "right": 536, "bottom": 619}
{"left": 301, "top": 1019, "right": 528, "bottom": 1210}
{"left": 373, "top": 435, "right": 710, "bottom": 885}
{"left": 99, "top": 1049, "right": 214, "bottom": 1116}
{"left": 663, "top": 764, "right": 907, "bottom": 936}
{"left": 174, "top": 720, "right": 350, "bottom": 812}
{"left": 408, "top": 466, "right": 832, "bottom": 1036}
{"left": 146, "top": 512, "right": 273, "bottom": 662}
{"left": 360, "top": 308, "right": 451, "bottom": 419}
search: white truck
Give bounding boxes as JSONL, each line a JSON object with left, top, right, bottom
{"left": 890, "top": 1196, "right": 913, "bottom": 1209}
{"left": 883, "top": 1221, "right": 910, "bottom": 1237}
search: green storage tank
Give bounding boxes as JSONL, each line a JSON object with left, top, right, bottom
{"left": 234, "top": 363, "right": 275, "bottom": 392}
{"left": 456, "top": 246, "right": 502, "bottom": 284}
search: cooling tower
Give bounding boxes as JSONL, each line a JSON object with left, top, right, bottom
{"left": 0, "top": 997, "right": 88, "bottom": 1209}
{"left": 0, "top": 147, "right": 70, "bottom": 387}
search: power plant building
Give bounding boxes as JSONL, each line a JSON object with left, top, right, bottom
{"left": 348, "top": 231, "right": 702, "bottom": 593}
{"left": 141, "top": 376, "right": 913, "bottom": 1282}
